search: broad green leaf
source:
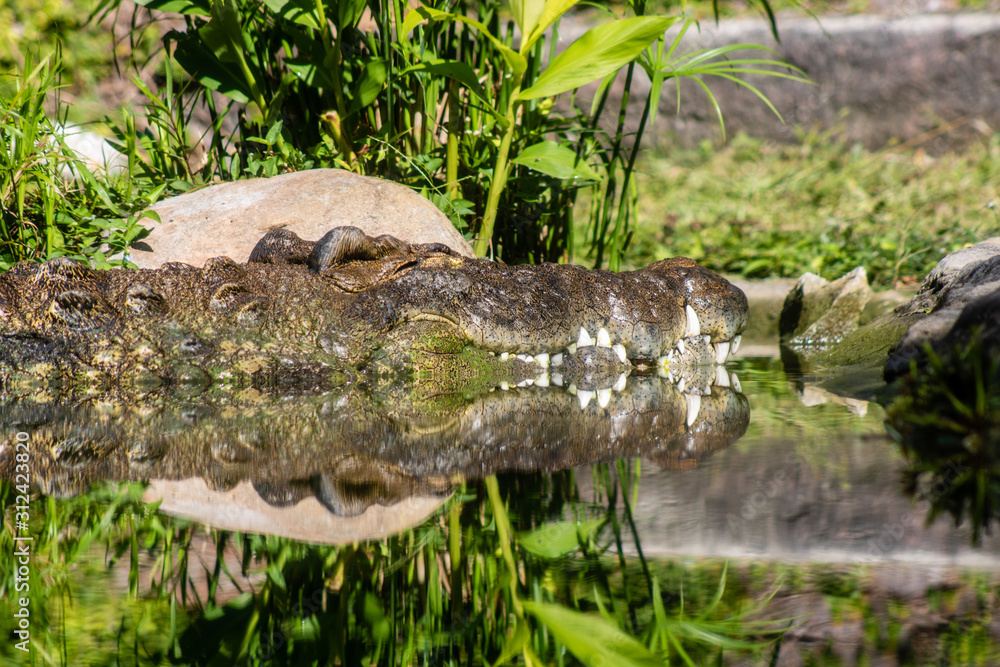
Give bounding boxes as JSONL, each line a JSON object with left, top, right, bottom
{"left": 339, "top": 0, "right": 367, "bottom": 28}
{"left": 511, "top": 141, "right": 602, "bottom": 183}
{"left": 519, "top": 16, "right": 677, "bottom": 100}
{"left": 363, "top": 593, "right": 390, "bottom": 641}
{"left": 262, "top": 0, "right": 321, "bottom": 29}
{"left": 285, "top": 57, "right": 336, "bottom": 89}
{"left": 522, "top": 0, "right": 580, "bottom": 52}
{"left": 511, "top": 0, "right": 544, "bottom": 42}
{"left": 169, "top": 30, "right": 251, "bottom": 102}
{"left": 401, "top": 7, "right": 527, "bottom": 75}
{"left": 492, "top": 618, "right": 530, "bottom": 667}
{"left": 522, "top": 601, "right": 663, "bottom": 667}
{"left": 136, "top": 0, "right": 211, "bottom": 16}
{"left": 352, "top": 59, "right": 388, "bottom": 111}
{"left": 402, "top": 59, "right": 489, "bottom": 104}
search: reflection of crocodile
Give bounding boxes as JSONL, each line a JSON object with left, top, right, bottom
{"left": 0, "top": 226, "right": 747, "bottom": 392}
{"left": 0, "top": 373, "right": 749, "bottom": 521}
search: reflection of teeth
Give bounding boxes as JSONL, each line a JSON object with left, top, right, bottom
{"left": 715, "top": 366, "right": 730, "bottom": 387}
{"left": 685, "top": 305, "right": 701, "bottom": 338}
{"left": 657, "top": 366, "right": 668, "bottom": 378}
{"left": 577, "top": 327, "right": 594, "bottom": 348}
{"left": 534, "top": 353, "right": 549, "bottom": 368}
{"left": 677, "top": 378, "right": 686, "bottom": 393}
{"left": 596, "top": 328, "right": 611, "bottom": 348}
{"left": 567, "top": 344, "right": 577, "bottom": 355}
{"left": 666, "top": 370, "right": 675, "bottom": 383}
{"left": 657, "top": 355, "right": 669, "bottom": 368}
{"left": 597, "top": 388, "right": 611, "bottom": 408}
{"left": 702, "top": 335, "right": 711, "bottom": 345}
{"left": 676, "top": 339, "right": 686, "bottom": 355}
{"left": 730, "top": 373, "right": 742, "bottom": 393}
{"left": 500, "top": 382, "right": 509, "bottom": 391}
{"left": 686, "top": 394, "right": 701, "bottom": 426}
{"left": 578, "top": 389, "right": 594, "bottom": 409}
{"left": 551, "top": 353, "right": 563, "bottom": 366}
{"left": 612, "top": 343, "right": 627, "bottom": 363}
{"left": 714, "top": 341, "right": 730, "bottom": 364}
{"left": 551, "top": 372, "right": 564, "bottom": 387}
{"left": 613, "top": 373, "right": 627, "bottom": 392}
{"left": 535, "top": 374, "right": 550, "bottom": 387}
{"left": 517, "top": 378, "right": 532, "bottom": 387}
{"left": 500, "top": 352, "right": 509, "bottom": 361}
{"left": 731, "top": 334, "right": 742, "bottom": 355}
{"left": 566, "top": 383, "right": 577, "bottom": 395}
{"left": 702, "top": 385, "right": 711, "bottom": 395}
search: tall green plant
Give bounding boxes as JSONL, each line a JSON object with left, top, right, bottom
{"left": 100, "top": 0, "right": 803, "bottom": 265}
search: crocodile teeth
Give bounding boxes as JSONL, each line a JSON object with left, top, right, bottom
{"left": 714, "top": 366, "right": 730, "bottom": 387}
{"left": 535, "top": 374, "right": 550, "bottom": 388}
{"left": 596, "top": 328, "right": 611, "bottom": 348}
{"left": 676, "top": 339, "right": 686, "bottom": 355}
{"left": 657, "top": 365, "right": 669, "bottom": 378}
{"left": 731, "top": 334, "right": 742, "bottom": 355}
{"left": 657, "top": 355, "right": 669, "bottom": 368}
{"left": 730, "top": 373, "right": 742, "bottom": 393}
{"left": 577, "top": 327, "right": 594, "bottom": 348}
{"left": 517, "top": 378, "right": 533, "bottom": 387}
{"left": 517, "top": 354, "right": 534, "bottom": 363}
{"left": 677, "top": 378, "right": 686, "bottom": 394}
{"left": 685, "top": 305, "right": 701, "bottom": 338}
{"left": 714, "top": 341, "right": 730, "bottom": 364}
{"left": 500, "top": 352, "right": 510, "bottom": 361}
{"left": 597, "top": 388, "right": 612, "bottom": 408}
{"left": 686, "top": 394, "right": 702, "bottom": 426}
{"left": 577, "top": 389, "right": 594, "bottom": 409}
{"left": 500, "top": 382, "right": 510, "bottom": 391}
{"left": 551, "top": 372, "right": 564, "bottom": 387}
{"left": 567, "top": 344, "right": 577, "bottom": 355}
{"left": 613, "top": 373, "right": 627, "bottom": 392}
{"left": 612, "top": 344, "right": 627, "bottom": 363}
{"left": 551, "top": 353, "right": 563, "bottom": 367}
{"left": 534, "top": 353, "right": 550, "bottom": 368}
{"left": 666, "top": 370, "right": 675, "bottom": 383}
{"left": 566, "top": 383, "right": 577, "bottom": 395}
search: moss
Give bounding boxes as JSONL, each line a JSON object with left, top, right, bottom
{"left": 811, "top": 311, "right": 923, "bottom": 368}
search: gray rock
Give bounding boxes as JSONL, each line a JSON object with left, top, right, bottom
{"left": 885, "top": 239, "right": 1000, "bottom": 375}
{"left": 779, "top": 267, "right": 873, "bottom": 350}
{"left": 131, "top": 169, "right": 472, "bottom": 268}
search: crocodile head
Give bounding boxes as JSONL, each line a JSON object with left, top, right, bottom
{"left": 0, "top": 226, "right": 748, "bottom": 394}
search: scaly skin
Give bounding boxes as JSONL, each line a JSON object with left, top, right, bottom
{"left": 0, "top": 227, "right": 748, "bottom": 390}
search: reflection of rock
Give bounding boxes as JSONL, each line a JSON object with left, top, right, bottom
{"left": 779, "top": 267, "right": 873, "bottom": 353}
{"left": 0, "top": 372, "right": 750, "bottom": 537}
{"left": 798, "top": 385, "right": 868, "bottom": 418}
{"left": 144, "top": 479, "right": 450, "bottom": 545}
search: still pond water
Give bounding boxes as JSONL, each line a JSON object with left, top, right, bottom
{"left": 1, "top": 353, "right": 998, "bottom": 666}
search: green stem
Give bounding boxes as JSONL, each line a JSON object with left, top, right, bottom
{"left": 474, "top": 80, "right": 521, "bottom": 258}
{"left": 484, "top": 475, "right": 523, "bottom": 618}
{"left": 445, "top": 80, "right": 460, "bottom": 201}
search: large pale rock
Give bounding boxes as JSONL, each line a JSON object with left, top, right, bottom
{"left": 130, "top": 169, "right": 472, "bottom": 268}
{"left": 779, "top": 267, "right": 873, "bottom": 350}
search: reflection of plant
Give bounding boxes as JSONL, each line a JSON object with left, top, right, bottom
{"left": 0, "top": 464, "right": 792, "bottom": 665}
{"left": 885, "top": 332, "right": 1000, "bottom": 545}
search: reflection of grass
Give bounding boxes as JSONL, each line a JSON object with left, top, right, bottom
{"left": 1, "top": 471, "right": 790, "bottom": 666}
{"left": 885, "top": 334, "right": 1000, "bottom": 545}
{"left": 2, "top": 471, "right": 999, "bottom": 664}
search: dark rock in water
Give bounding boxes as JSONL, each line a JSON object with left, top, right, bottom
{"left": 885, "top": 238, "right": 1000, "bottom": 377}
{"left": 779, "top": 267, "right": 872, "bottom": 352}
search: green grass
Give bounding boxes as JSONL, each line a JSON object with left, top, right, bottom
{"left": 608, "top": 131, "right": 1000, "bottom": 287}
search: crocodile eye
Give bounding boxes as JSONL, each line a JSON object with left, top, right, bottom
{"left": 209, "top": 282, "right": 249, "bottom": 310}
{"left": 125, "top": 284, "right": 169, "bottom": 316}
{"left": 36, "top": 257, "right": 97, "bottom": 282}
{"left": 49, "top": 290, "right": 113, "bottom": 331}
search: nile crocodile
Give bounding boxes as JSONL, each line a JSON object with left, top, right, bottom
{"left": 0, "top": 226, "right": 748, "bottom": 393}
